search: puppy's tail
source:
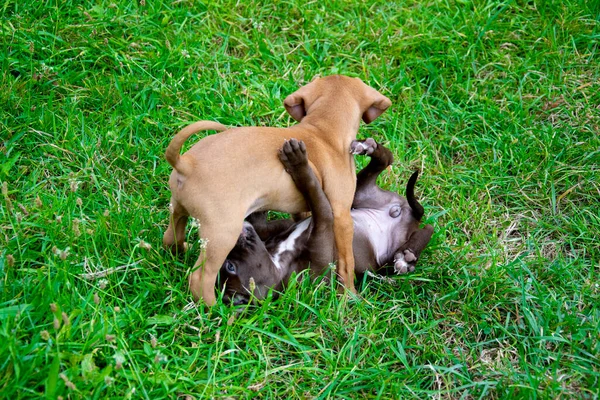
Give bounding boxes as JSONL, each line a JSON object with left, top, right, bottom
{"left": 165, "top": 121, "right": 227, "bottom": 170}
{"left": 406, "top": 170, "right": 425, "bottom": 220}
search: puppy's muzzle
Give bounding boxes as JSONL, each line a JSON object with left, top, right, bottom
{"left": 223, "top": 291, "right": 250, "bottom": 306}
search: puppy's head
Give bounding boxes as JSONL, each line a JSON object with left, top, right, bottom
{"left": 218, "top": 222, "right": 282, "bottom": 305}
{"left": 283, "top": 75, "right": 391, "bottom": 124}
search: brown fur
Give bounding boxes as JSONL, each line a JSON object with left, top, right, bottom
{"left": 219, "top": 139, "right": 434, "bottom": 305}
{"left": 164, "top": 75, "right": 391, "bottom": 305}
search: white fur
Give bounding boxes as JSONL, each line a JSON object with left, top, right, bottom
{"left": 351, "top": 142, "right": 370, "bottom": 154}
{"left": 352, "top": 208, "right": 397, "bottom": 266}
{"left": 271, "top": 218, "right": 311, "bottom": 270}
{"left": 394, "top": 252, "right": 409, "bottom": 274}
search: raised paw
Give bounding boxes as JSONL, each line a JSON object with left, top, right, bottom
{"left": 278, "top": 138, "right": 308, "bottom": 171}
{"left": 393, "top": 250, "right": 416, "bottom": 274}
{"left": 350, "top": 138, "right": 377, "bottom": 155}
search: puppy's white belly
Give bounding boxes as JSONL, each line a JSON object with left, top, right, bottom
{"left": 351, "top": 209, "right": 398, "bottom": 265}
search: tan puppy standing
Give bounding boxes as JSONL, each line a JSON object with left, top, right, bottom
{"left": 164, "top": 75, "right": 391, "bottom": 305}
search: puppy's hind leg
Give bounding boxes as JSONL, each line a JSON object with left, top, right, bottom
{"left": 189, "top": 218, "right": 244, "bottom": 305}
{"left": 393, "top": 225, "right": 434, "bottom": 274}
{"left": 163, "top": 199, "right": 189, "bottom": 255}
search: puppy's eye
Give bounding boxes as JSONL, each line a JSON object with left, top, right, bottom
{"left": 225, "top": 260, "right": 237, "bottom": 274}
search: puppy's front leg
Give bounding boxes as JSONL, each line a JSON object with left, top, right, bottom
{"left": 321, "top": 156, "right": 357, "bottom": 293}
{"left": 279, "top": 139, "right": 333, "bottom": 229}
{"left": 351, "top": 138, "right": 395, "bottom": 210}
{"left": 279, "top": 139, "right": 335, "bottom": 268}
{"left": 332, "top": 208, "right": 356, "bottom": 291}
{"left": 351, "top": 138, "right": 394, "bottom": 180}
{"left": 393, "top": 225, "right": 434, "bottom": 274}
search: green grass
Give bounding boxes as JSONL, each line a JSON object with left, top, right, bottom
{"left": 1, "top": 0, "right": 599, "bottom": 398}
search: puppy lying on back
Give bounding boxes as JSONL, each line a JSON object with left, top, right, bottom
{"left": 218, "top": 138, "right": 434, "bottom": 304}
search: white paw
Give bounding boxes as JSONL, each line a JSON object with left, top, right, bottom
{"left": 394, "top": 250, "right": 416, "bottom": 274}
{"left": 350, "top": 138, "right": 377, "bottom": 155}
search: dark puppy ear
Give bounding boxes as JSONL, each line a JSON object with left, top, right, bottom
{"left": 362, "top": 91, "right": 392, "bottom": 124}
{"left": 284, "top": 87, "right": 309, "bottom": 122}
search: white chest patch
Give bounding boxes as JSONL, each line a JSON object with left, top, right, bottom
{"left": 271, "top": 218, "right": 311, "bottom": 270}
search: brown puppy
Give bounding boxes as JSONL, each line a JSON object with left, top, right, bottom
{"left": 164, "top": 76, "right": 391, "bottom": 305}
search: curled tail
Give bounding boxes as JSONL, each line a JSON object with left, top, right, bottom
{"left": 406, "top": 170, "right": 425, "bottom": 220}
{"left": 165, "top": 121, "right": 227, "bottom": 170}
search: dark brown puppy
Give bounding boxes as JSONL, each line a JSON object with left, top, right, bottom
{"left": 219, "top": 138, "right": 434, "bottom": 304}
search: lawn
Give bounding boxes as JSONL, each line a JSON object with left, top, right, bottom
{"left": 1, "top": 0, "right": 599, "bottom": 398}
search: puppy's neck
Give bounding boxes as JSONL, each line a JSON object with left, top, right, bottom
{"left": 299, "top": 100, "right": 362, "bottom": 149}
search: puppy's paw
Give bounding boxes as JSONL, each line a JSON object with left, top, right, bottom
{"left": 278, "top": 138, "right": 308, "bottom": 171}
{"left": 393, "top": 250, "right": 416, "bottom": 274}
{"left": 350, "top": 138, "right": 377, "bottom": 155}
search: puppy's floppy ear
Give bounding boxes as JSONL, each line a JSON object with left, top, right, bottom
{"left": 362, "top": 91, "right": 392, "bottom": 124}
{"left": 284, "top": 88, "right": 308, "bottom": 122}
